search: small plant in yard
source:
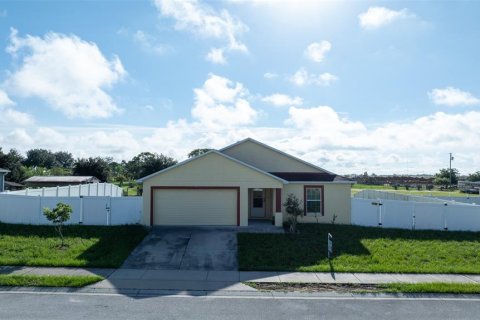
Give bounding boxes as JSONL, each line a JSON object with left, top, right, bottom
{"left": 331, "top": 214, "right": 338, "bottom": 225}
{"left": 283, "top": 193, "right": 304, "bottom": 233}
{"left": 43, "top": 203, "right": 72, "bottom": 248}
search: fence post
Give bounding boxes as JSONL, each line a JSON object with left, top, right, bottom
{"left": 79, "top": 196, "right": 84, "bottom": 224}
{"left": 79, "top": 185, "right": 82, "bottom": 197}
{"left": 443, "top": 203, "right": 448, "bottom": 231}
{"left": 88, "top": 184, "right": 91, "bottom": 196}
{"left": 38, "top": 196, "right": 42, "bottom": 224}
{"left": 68, "top": 185, "right": 71, "bottom": 197}
{"left": 378, "top": 199, "right": 383, "bottom": 226}
{"left": 110, "top": 183, "right": 113, "bottom": 196}
{"left": 56, "top": 186, "right": 59, "bottom": 197}
{"left": 42, "top": 187, "right": 45, "bottom": 197}
{"left": 103, "top": 183, "right": 106, "bottom": 196}
{"left": 96, "top": 183, "right": 99, "bottom": 196}
{"left": 26, "top": 188, "right": 29, "bottom": 196}
{"left": 412, "top": 202, "right": 416, "bottom": 230}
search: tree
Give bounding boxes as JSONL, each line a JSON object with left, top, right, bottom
{"left": 126, "top": 152, "right": 177, "bottom": 179}
{"left": 23, "top": 149, "right": 57, "bottom": 168}
{"left": 73, "top": 157, "right": 110, "bottom": 182}
{"left": 283, "top": 193, "right": 304, "bottom": 233}
{"left": 43, "top": 203, "right": 72, "bottom": 248}
{"left": 468, "top": 171, "right": 480, "bottom": 182}
{"left": 188, "top": 148, "right": 212, "bottom": 158}
{"left": 54, "top": 151, "right": 74, "bottom": 168}
{"left": 434, "top": 168, "right": 459, "bottom": 188}
{"left": 0, "top": 148, "right": 26, "bottom": 183}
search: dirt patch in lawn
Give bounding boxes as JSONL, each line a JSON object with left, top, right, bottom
{"left": 245, "top": 282, "right": 380, "bottom": 292}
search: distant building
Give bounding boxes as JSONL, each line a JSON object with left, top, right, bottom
{"left": 0, "top": 168, "right": 9, "bottom": 192}
{"left": 458, "top": 181, "right": 480, "bottom": 194}
{"left": 4, "top": 181, "right": 25, "bottom": 191}
{"left": 23, "top": 176, "right": 100, "bottom": 188}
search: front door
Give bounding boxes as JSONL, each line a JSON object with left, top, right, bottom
{"left": 251, "top": 189, "right": 266, "bottom": 218}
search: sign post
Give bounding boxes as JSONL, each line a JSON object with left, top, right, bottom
{"left": 327, "top": 233, "right": 333, "bottom": 259}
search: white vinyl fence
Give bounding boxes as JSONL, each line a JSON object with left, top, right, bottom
{"left": 2, "top": 183, "right": 123, "bottom": 197}
{"left": 0, "top": 194, "right": 142, "bottom": 225}
{"left": 352, "top": 198, "right": 480, "bottom": 232}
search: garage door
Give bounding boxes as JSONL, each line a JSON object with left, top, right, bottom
{"left": 153, "top": 188, "right": 238, "bottom": 226}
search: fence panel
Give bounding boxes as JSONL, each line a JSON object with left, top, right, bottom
{"left": 351, "top": 198, "right": 379, "bottom": 226}
{"left": 82, "top": 197, "right": 110, "bottom": 225}
{"left": 446, "top": 205, "right": 480, "bottom": 231}
{"left": 0, "top": 195, "right": 39, "bottom": 224}
{"left": 382, "top": 200, "right": 413, "bottom": 229}
{"left": 110, "top": 197, "right": 142, "bottom": 225}
{"left": 414, "top": 203, "right": 445, "bottom": 230}
{"left": 3, "top": 183, "right": 123, "bottom": 197}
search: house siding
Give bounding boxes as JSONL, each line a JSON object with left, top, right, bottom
{"left": 221, "top": 140, "right": 320, "bottom": 173}
{"left": 282, "top": 183, "right": 351, "bottom": 224}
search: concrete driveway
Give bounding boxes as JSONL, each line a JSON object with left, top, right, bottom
{"left": 121, "top": 227, "right": 238, "bottom": 271}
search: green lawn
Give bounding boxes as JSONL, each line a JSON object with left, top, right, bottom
{"left": 0, "top": 223, "right": 148, "bottom": 268}
{"left": 0, "top": 275, "right": 103, "bottom": 287}
{"left": 238, "top": 224, "right": 480, "bottom": 273}
{"left": 382, "top": 283, "right": 480, "bottom": 294}
{"left": 352, "top": 184, "right": 475, "bottom": 198}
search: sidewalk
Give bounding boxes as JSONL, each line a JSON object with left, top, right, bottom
{"left": 2, "top": 266, "right": 480, "bottom": 292}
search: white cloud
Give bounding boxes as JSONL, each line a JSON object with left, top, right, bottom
{"left": 154, "top": 0, "right": 248, "bottom": 63}
{"left": 191, "top": 73, "right": 257, "bottom": 128}
{"left": 428, "top": 87, "right": 480, "bottom": 107}
{"left": 289, "top": 67, "right": 338, "bottom": 86}
{"left": 0, "top": 89, "right": 35, "bottom": 126}
{"left": 0, "top": 89, "right": 14, "bottom": 106}
{"left": 1, "top": 108, "right": 35, "bottom": 126}
{"left": 6, "top": 28, "right": 126, "bottom": 119}
{"left": 262, "top": 94, "right": 303, "bottom": 107}
{"left": 132, "top": 30, "right": 171, "bottom": 55}
{"left": 358, "top": 7, "right": 411, "bottom": 30}
{"left": 263, "top": 72, "right": 278, "bottom": 79}
{"left": 206, "top": 47, "right": 227, "bottom": 64}
{"left": 304, "top": 41, "right": 331, "bottom": 62}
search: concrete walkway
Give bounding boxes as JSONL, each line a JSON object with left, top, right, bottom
{"left": 2, "top": 266, "right": 480, "bottom": 292}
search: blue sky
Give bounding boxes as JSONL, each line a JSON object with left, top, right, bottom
{"left": 0, "top": 0, "right": 479, "bottom": 175}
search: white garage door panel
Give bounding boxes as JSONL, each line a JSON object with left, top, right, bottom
{"left": 154, "top": 189, "right": 237, "bottom": 226}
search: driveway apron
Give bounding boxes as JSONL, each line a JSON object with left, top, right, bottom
{"left": 121, "top": 227, "right": 238, "bottom": 271}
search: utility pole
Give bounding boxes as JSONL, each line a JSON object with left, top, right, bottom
{"left": 449, "top": 153, "right": 454, "bottom": 188}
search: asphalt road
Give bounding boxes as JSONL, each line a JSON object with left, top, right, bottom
{"left": 1, "top": 292, "right": 479, "bottom": 320}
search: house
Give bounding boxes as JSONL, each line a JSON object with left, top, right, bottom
{"left": 23, "top": 176, "right": 100, "bottom": 188}
{"left": 138, "top": 138, "right": 353, "bottom": 227}
{"left": 0, "top": 168, "right": 9, "bottom": 192}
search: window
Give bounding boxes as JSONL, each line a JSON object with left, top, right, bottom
{"left": 304, "top": 186, "right": 323, "bottom": 215}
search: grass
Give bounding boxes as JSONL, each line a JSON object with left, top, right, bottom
{"left": 382, "top": 283, "right": 480, "bottom": 294}
{"left": 244, "top": 282, "right": 480, "bottom": 294}
{"left": 0, "top": 223, "right": 149, "bottom": 268}
{"left": 237, "top": 224, "right": 480, "bottom": 273}
{"left": 351, "top": 184, "right": 476, "bottom": 198}
{"left": 0, "top": 275, "right": 103, "bottom": 287}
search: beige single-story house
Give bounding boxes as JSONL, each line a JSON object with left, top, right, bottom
{"left": 138, "top": 138, "right": 353, "bottom": 227}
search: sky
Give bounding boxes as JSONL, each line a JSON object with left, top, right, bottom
{"left": 0, "top": 0, "right": 479, "bottom": 175}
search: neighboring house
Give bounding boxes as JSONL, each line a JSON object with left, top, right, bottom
{"left": 138, "top": 138, "right": 353, "bottom": 227}
{"left": 0, "top": 168, "right": 9, "bottom": 192}
{"left": 4, "top": 181, "right": 25, "bottom": 191}
{"left": 23, "top": 176, "right": 100, "bottom": 188}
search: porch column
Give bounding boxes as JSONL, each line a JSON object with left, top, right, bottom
{"left": 274, "top": 188, "right": 283, "bottom": 227}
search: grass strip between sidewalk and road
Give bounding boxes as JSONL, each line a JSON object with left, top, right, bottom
{"left": 0, "top": 275, "right": 104, "bottom": 287}
{"left": 244, "top": 282, "right": 480, "bottom": 294}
